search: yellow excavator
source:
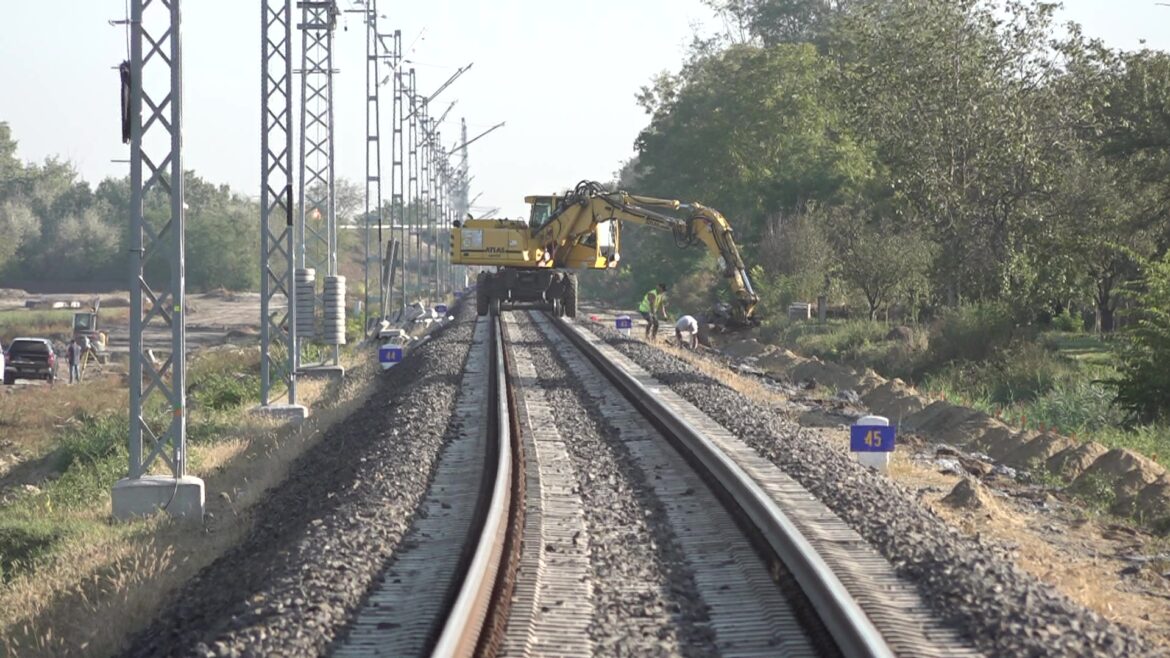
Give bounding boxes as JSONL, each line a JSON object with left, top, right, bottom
{"left": 451, "top": 180, "right": 759, "bottom": 326}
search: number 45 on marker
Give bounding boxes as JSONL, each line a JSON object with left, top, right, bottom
{"left": 850, "top": 425, "right": 896, "bottom": 453}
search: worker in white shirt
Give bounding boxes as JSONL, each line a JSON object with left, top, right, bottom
{"left": 674, "top": 314, "right": 699, "bottom": 350}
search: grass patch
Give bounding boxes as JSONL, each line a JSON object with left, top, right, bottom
{"left": 0, "top": 522, "right": 64, "bottom": 584}
{"left": 0, "top": 309, "right": 75, "bottom": 343}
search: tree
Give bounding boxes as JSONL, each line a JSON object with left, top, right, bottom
{"left": 703, "top": 0, "right": 852, "bottom": 46}
{"left": 635, "top": 43, "right": 870, "bottom": 224}
{"left": 1109, "top": 252, "right": 1170, "bottom": 424}
{"left": 825, "top": 206, "right": 933, "bottom": 320}
{"left": 0, "top": 201, "right": 37, "bottom": 272}
{"left": 827, "top": 0, "right": 1068, "bottom": 306}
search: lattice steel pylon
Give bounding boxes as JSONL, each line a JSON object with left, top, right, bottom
{"left": 388, "top": 30, "right": 404, "bottom": 317}
{"left": 258, "top": 0, "right": 304, "bottom": 419}
{"left": 112, "top": 0, "right": 203, "bottom": 519}
{"left": 423, "top": 111, "right": 437, "bottom": 299}
{"left": 359, "top": 1, "right": 384, "bottom": 329}
{"left": 406, "top": 68, "right": 419, "bottom": 302}
{"left": 297, "top": 0, "right": 340, "bottom": 367}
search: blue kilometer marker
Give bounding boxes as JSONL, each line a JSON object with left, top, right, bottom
{"left": 850, "top": 425, "right": 896, "bottom": 453}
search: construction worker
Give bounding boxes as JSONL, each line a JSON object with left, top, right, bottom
{"left": 675, "top": 314, "right": 699, "bottom": 350}
{"left": 66, "top": 337, "right": 82, "bottom": 384}
{"left": 638, "top": 282, "right": 669, "bottom": 340}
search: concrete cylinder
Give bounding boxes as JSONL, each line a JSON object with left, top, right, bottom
{"left": 295, "top": 268, "right": 316, "bottom": 338}
{"left": 322, "top": 275, "right": 346, "bottom": 345}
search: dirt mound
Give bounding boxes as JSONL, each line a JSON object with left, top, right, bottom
{"left": 756, "top": 349, "right": 807, "bottom": 375}
{"left": 0, "top": 288, "right": 28, "bottom": 299}
{"left": 1045, "top": 442, "right": 1109, "bottom": 480}
{"left": 854, "top": 368, "right": 886, "bottom": 395}
{"left": 971, "top": 423, "right": 1024, "bottom": 460}
{"left": 1134, "top": 478, "right": 1170, "bottom": 530}
{"left": 1000, "top": 432, "right": 1077, "bottom": 469}
{"left": 1071, "top": 448, "right": 1168, "bottom": 508}
{"left": 941, "top": 477, "right": 997, "bottom": 510}
{"left": 861, "top": 379, "right": 927, "bottom": 421}
{"left": 904, "top": 401, "right": 982, "bottom": 438}
{"left": 791, "top": 358, "right": 864, "bottom": 393}
{"left": 722, "top": 338, "right": 773, "bottom": 359}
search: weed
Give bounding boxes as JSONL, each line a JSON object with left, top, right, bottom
{"left": 191, "top": 373, "right": 257, "bottom": 411}
{"left": 929, "top": 301, "right": 1018, "bottom": 366}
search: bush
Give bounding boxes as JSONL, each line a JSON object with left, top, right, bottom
{"left": 1027, "top": 379, "right": 1126, "bottom": 435}
{"left": 192, "top": 373, "right": 257, "bottom": 411}
{"left": 792, "top": 320, "right": 888, "bottom": 361}
{"left": 57, "top": 414, "right": 124, "bottom": 472}
{"left": 928, "top": 301, "right": 1018, "bottom": 366}
{"left": 923, "top": 341, "right": 1077, "bottom": 407}
{"left": 1050, "top": 309, "right": 1081, "bottom": 333}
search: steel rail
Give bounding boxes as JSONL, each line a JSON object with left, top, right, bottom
{"left": 547, "top": 314, "right": 896, "bottom": 658}
{"left": 430, "top": 316, "right": 513, "bottom": 657}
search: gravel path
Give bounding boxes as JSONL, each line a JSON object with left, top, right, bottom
{"left": 586, "top": 325, "right": 1158, "bottom": 658}
{"left": 119, "top": 308, "right": 476, "bottom": 658}
{"left": 510, "top": 314, "right": 719, "bottom": 657}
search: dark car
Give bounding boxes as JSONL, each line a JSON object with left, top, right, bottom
{"left": 4, "top": 337, "right": 57, "bottom": 385}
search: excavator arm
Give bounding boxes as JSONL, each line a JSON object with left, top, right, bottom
{"left": 536, "top": 181, "right": 759, "bottom": 326}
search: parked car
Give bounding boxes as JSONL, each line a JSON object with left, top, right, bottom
{"left": 4, "top": 337, "right": 57, "bottom": 385}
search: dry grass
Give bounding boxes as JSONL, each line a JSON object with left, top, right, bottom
{"left": 0, "top": 353, "right": 381, "bottom": 657}
{"left": 0, "top": 373, "right": 127, "bottom": 469}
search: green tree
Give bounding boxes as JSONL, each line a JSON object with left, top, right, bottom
{"left": 0, "top": 201, "right": 38, "bottom": 272}
{"left": 825, "top": 206, "right": 933, "bottom": 320}
{"left": 827, "top": 0, "right": 1067, "bottom": 306}
{"left": 703, "top": 0, "right": 852, "bottom": 46}
{"left": 1109, "top": 252, "right": 1170, "bottom": 423}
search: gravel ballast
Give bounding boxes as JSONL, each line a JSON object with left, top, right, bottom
{"left": 511, "top": 315, "right": 719, "bottom": 656}
{"left": 587, "top": 324, "right": 1156, "bottom": 658}
{"left": 120, "top": 309, "right": 476, "bottom": 658}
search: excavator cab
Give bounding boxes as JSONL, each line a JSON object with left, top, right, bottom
{"left": 527, "top": 196, "right": 557, "bottom": 229}
{"left": 72, "top": 312, "right": 97, "bottom": 333}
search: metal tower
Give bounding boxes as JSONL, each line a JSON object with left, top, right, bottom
{"left": 112, "top": 0, "right": 203, "bottom": 519}
{"left": 388, "top": 31, "right": 405, "bottom": 315}
{"left": 296, "top": 0, "right": 341, "bottom": 368}
{"left": 419, "top": 112, "right": 433, "bottom": 301}
{"left": 257, "top": 0, "right": 304, "bottom": 422}
{"left": 360, "top": 1, "right": 384, "bottom": 328}
{"left": 457, "top": 118, "right": 470, "bottom": 219}
{"left": 406, "top": 68, "right": 419, "bottom": 303}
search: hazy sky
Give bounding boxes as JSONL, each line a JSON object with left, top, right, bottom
{"left": 1, "top": 1, "right": 1168, "bottom": 218}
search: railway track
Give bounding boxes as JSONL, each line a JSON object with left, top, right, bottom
{"left": 334, "top": 311, "right": 976, "bottom": 657}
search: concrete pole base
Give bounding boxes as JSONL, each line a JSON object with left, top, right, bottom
{"left": 111, "top": 475, "right": 205, "bottom": 521}
{"left": 250, "top": 403, "right": 309, "bottom": 424}
{"left": 299, "top": 365, "right": 346, "bottom": 380}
